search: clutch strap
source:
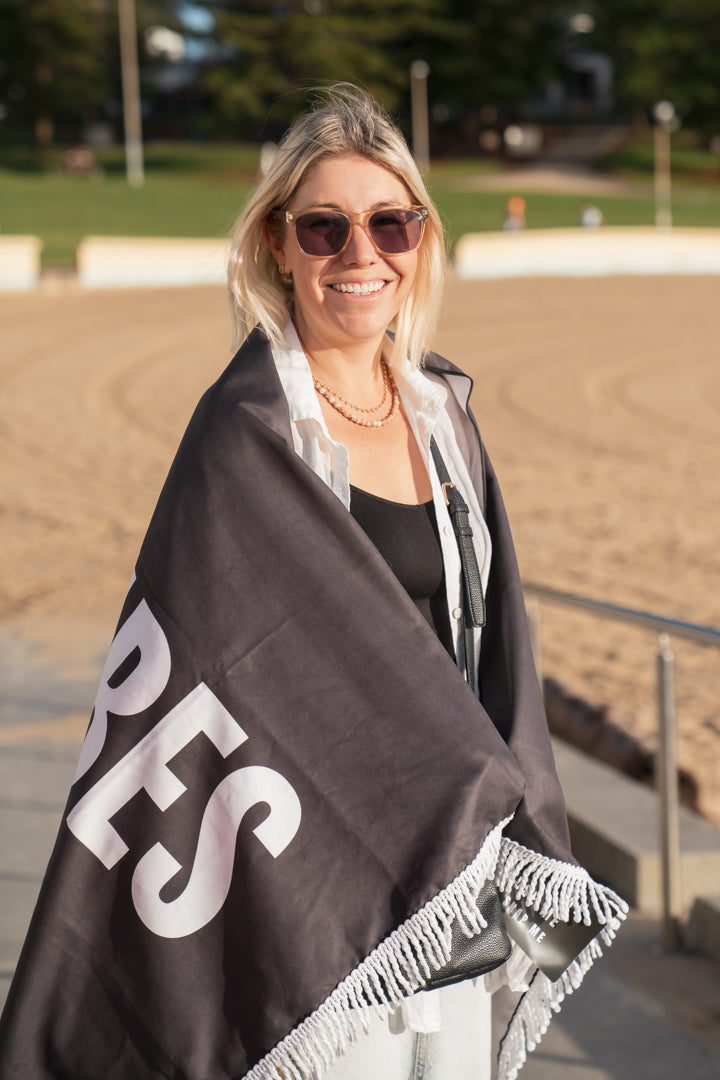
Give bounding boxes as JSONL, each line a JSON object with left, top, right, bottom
{"left": 430, "top": 437, "right": 486, "bottom": 694}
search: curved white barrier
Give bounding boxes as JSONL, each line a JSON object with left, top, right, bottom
{"left": 455, "top": 226, "right": 720, "bottom": 279}
{"left": 76, "top": 236, "right": 232, "bottom": 289}
{"left": 0, "top": 236, "right": 44, "bottom": 290}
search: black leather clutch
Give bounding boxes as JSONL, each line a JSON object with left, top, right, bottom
{"left": 422, "top": 881, "right": 512, "bottom": 990}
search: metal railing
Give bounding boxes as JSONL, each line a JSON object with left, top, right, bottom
{"left": 523, "top": 581, "right": 720, "bottom": 950}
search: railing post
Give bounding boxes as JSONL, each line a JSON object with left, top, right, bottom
{"left": 657, "top": 633, "right": 682, "bottom": 950}
{"left": 526, "top": 598, "right": 543, "bottom": 690}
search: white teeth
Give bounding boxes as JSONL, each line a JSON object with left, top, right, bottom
{"left": 331, "top": 281, "right": 385, "bottom": 294}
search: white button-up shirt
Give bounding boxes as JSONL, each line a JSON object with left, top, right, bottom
{"left": 272, "top": 323, "right": 501, "bottom": 1035}
{"left": 271, "top": 321, "right": 492, "bottom": 680}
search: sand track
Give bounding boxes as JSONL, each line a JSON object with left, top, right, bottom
{"left": 1, "top": 275, "right": 719, "bottom": 824}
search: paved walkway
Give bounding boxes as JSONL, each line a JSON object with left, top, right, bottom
{"left": 523, "top": 913, "right": 720, "bottom": 1078}
{"left": 2, "top": 631, "right": 719, "bottom": 1077}
{"left": 0, "top": 625, "right": 102, "bottom": 1003}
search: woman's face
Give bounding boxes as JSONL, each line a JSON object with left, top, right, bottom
{"left": 267, "top": 153, "right": 420, "bottom": 356}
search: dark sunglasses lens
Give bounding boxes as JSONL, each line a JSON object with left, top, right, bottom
{"left": 369, "top": 209, "right": 423, "bottom": 253}
{"left": 295, "top": 212, "right": 350, "bottom": 255}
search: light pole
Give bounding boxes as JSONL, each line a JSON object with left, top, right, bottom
{"left": 653, "top": 100, "right": 679, "bottom": 229}
{"left": 410, "top": 60, "right": 430, "bottom": 173}
{"left": 118, "top": 0, "right": 145, "bottom": 188}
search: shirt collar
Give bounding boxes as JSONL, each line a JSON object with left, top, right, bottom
{"left": 272, "top": 319, "right": 324, "bottom": 426}
{"left": 394, "top": 355, "right": 447, "bottom": 419}
{"left": 392, "top": 353, "right": 448, "bottom": 454}
{"left": 272, "top": 318, "right": 449, "bottom": 437}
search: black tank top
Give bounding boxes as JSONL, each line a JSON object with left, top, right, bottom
{"left": 350, "top": 486, "right": 454, "bottom": 658}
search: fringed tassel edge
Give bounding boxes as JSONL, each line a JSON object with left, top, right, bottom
{"left": 245, "top": 817, "right": 512, "bottom": 1080}
{"left": 495, "top": 837, "right": 629, "bottom": 1080}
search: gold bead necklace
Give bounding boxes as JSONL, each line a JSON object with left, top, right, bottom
{"left": 312, "top": 359, "right": 400, "bottom": 428}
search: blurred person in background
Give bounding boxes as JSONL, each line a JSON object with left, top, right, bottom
{"left": 579, "top": 203, "right": 606, "bottom": 228}
{"left": 502, "top": 194, "right": 527, "bottom": 231}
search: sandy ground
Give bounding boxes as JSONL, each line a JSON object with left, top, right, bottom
{"left": 1, "top": 273, "right": 719, "bottom": 825}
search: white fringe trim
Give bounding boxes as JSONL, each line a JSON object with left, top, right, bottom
{"left": 245, "top": 819, "right": 510, "bottom": 1080}
{"left": 245, "top": 828, "right": 628, "bottom": 1080}
{"left": 495, "top": 837, "right": 629, "bottom": 1080}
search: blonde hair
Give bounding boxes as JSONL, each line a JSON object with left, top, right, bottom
{"left": 227, "top": 84, "right": 446, "bottom": 368}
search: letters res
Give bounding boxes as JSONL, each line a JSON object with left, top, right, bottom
{"left": 66, "top": 593, "right": 302, "bottom": 939}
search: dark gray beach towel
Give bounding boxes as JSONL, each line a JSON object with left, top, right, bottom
{"left": 0, "top": 329, "right": 626, "bottom": 1080}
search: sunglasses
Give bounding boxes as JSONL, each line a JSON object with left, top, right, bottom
{"left": 273, "top": 205, "right": 429, "bottom": 257}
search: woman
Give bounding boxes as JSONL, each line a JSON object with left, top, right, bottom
{"left": 0, "top": 87, "right": 625, "bottom": 1080}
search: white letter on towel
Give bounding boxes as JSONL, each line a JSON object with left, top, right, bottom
{"left": 131, "top": 765, "right": 303, "bottom": 937}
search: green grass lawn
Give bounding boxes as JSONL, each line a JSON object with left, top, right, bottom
{"left": 0, "top": 170, "right": 254, "bottom": 265}
{"left": 597, "top": 130, "right": 720, "bottom": 183}
{"left": 3, "top": 140, "right": 720, "bottom": 266}
{"left": 0, "top": 141, "right": 260, "bottom": 264}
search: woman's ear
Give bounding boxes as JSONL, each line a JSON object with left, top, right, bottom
{"left": 262, "top": 220, "right": 286, "bottom": 269}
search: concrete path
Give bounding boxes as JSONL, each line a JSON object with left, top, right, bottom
{"left": 0, "top": 626, "right": 101, "bottom": 1004}
{"left": 2, "top": 633, "right": 720, "bottom": 1077}
{"left": 523, "top": 913, "right": 720, "bottom": 1079}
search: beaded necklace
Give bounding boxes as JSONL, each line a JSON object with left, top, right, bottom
{"left": 312, "top": 359, "right": 399, "bottom": 428}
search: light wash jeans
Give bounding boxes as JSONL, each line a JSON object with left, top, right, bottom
{"left": 323, "top": 978, "right": 492, "bottom": 1080}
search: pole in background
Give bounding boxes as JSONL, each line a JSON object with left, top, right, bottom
{"left": 118, "top": 0, "right": 145, "bottom": 188}
{"left": 653, "top": 100, "right": 678, "bottom": 229}
{"left": 657, "top": 632, "right": 682, "bottom": 950}
{"left": 410, "top": 60, "right": 430, "bottom": 173}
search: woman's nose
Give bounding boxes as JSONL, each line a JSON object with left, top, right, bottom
{"left": 342, "top": 223, "right": 378, "bottom": 263}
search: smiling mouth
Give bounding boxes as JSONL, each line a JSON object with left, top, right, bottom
{"left": 329, "top": 281, "right": 387, "bottom": 295}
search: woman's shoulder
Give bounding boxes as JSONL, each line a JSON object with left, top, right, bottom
{"left": 171, "top": 327, "right": 293, "bottom": 464}
{"left": 419, "top": 347, "right": 488, "bottom": 503}
{"left": 195, "top": 328, "right": 286, "bottom": 423}
{"left": 419, "top": 348, "right": 480, "bottom": 442}
{"left": 421, "top": 347, "right": 470, "bottom": 381}
{"left": 206, "top": 327, "right": 274, "bottom": 406}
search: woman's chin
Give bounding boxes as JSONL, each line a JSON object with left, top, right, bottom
{"left": 311, "top": 307, "right": 398, "bottom": 352}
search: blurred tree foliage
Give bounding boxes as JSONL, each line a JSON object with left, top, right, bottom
{"left": 198, "top": 0, "right": 563, "bottom": 137}
{"left": 431, "top": 0, "right": 561, "bottom": 106}
{"left": 2, "top": 0, "right": 720, "bottom": 148}
{"left": 0, "top": 0, "right": 108, "bottom": 145}
{"left": 199, "top": 0, "right": 451, "bottom": 132}
{"left": 587, "top": 0, "right": 720, "bottom": 132}
{"left": 0, "top": 0, "right": 185, "bottom": 146}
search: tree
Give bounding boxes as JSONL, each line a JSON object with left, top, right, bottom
{"left": 195, "top": 0, "right": 571, "bottom": 145}
{"left": 429, "top": 0, "right": 563, "bottom": 111}
{"left": 0, "top": 0, "right": 109, "bottom": 144}
{"left": 591, "top": 0, "right": 720, "bottom": 132}
{"left": 0, "top": 0, "right": 197, "bottom": 147}
{"left": 195, "top": 0, "right": 455, "bottom": 136}
{"left": 421, "top": 0, "right": 570, "bottom": 150}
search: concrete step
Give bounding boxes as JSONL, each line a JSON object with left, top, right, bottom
{"left": 553, "top": 737, "right": 720, "bottom": 918}
{"left": 686, "top": 895, "right": 720, "bottom": 965}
